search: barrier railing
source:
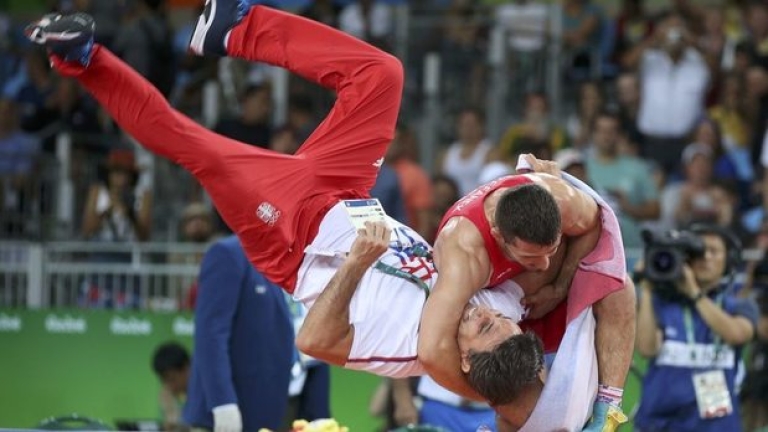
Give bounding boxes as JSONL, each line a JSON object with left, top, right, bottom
{"left": 0, "top": 242, "right": 208, "bottom": 309}
{"left": 8, "top": 241, "right": 760, "bottom": 311}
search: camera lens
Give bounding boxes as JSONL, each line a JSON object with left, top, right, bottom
{"left": 651, "top": 250, "right": 676, "bottom": 273}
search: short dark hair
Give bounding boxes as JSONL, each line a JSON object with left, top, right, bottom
{"left": 152, "top": 342, "right": 190, "bottom": 377}
{"left": 495, "top": 184, "right": 561, "bottom": 245}
{"left": 467, "top": 332, "right": 544, "bottom": 406}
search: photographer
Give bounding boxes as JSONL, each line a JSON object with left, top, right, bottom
{"left": 634, "top": 224, "right": 759, "bottom": 432}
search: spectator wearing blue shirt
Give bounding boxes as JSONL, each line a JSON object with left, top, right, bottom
{"left": 634, "top": 224, "right": 760, "bottom": 432}
{"left": 370, "top": 163, "right": 408, "bottom": 223}
{"left": 183, "top": 236, "right": 295, "bottom": 431}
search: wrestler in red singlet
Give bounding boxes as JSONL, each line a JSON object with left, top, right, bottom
{"left": 437, "top": 174, "right": 567, "bottom": 352}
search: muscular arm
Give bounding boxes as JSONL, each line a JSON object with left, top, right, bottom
{"left": 296, "top": 222, "right": 390, "bottom": 365}
{"left": 418, "top": 220, "right": 489, "bottom": 401}
{"left": 295, "top": 256, "right": 367, "bottom": 365}
{"left": 593, "top": 278, "right": 636, "bottom": 390}
{"left": 539, "top": 175, "right": 601, "bottom": 294}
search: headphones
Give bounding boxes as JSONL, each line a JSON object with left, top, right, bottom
{"left": 687, "top": 223, "right": 742, "bottom": 276}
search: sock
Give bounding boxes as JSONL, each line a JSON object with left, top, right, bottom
{"left": 596, "top": 384, "right": 623, "bottom": 407}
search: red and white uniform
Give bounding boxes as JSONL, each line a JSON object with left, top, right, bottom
{"left": 52, "top": 5, "right": 403, "bottom": 293}
{"left": 295, "top": 202, "right": 527, "bottom": 377}
{"left": 437, "top": 175, "right": 533, "bottom": 286}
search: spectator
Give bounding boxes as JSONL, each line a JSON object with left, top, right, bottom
{"left": 184, "top": 236, "right": 295, "bottom": 431}
{"left": 615, "top": 72, "right": 644, "bottom": 147}
{"left": 112, "top": 0, "right": 175, "bottom": 97}
{"left": 690, "top": 118, "right": 751, "bottom": 209}
{"left": 698, "top": 6, "right": 729, "bottom": 73}
{"left": 369, "top": 378, "right": 419, "bottom": 431}
{"left": 175, "top": 202, "right": 221, "bottom": 310}
{"left": 744, "top": 0, "right": 768, "bottom": 67}
{"left": 428, "top": 174, "right": 460, "bottom": 243}
{"left": 81, "top": 148, "right": 152, "bottom": 242}
{"left": 634, "top": 225, "right": 759, "bottom": 432}
{"left": 0, "top": 98, "right": 42, "bottom": 237}
{"left": 214, "top": 84, "right": 273, "bottom": 148}
{"left": 740, "top": 250, "right": 768, "bottom": 431}
{"left": 437, "top": 107, "right": 493, "bottom": 195}
{"left": 562, "top": 0, "right": 603, "bottom": 81}
{"left": 417, "top": 376, "right": 496, "bottom": 431}
{"left": 626, "top": 13, "right": 710, "bottom": 175}
{"left": 566, "top": 80, "right": 605, "bottom": 149}
{"left": 370, "top": 163, "right": 408, "bottom": 224}
{"left": 709, "top": 73, "right": 751, "bottom": 150}
{"left": 494, "top": 0, "right": 548, "bottom": 55}
{"left": 152, "top": 342, "right": 191, "bottom": 432}
{"left": 269, "top": 125, "right": 300, "bottom": 155}
{"left": 339, "top": 0, "right": 392, "bottom": 50}
{"left": 437, "top": 0, "right": 488, "bottom": 108}
{"left": 385, "top": 124, "right": 434, "bottom": 239}
{"left": 281, "top": 297, "right": 332, "bottom": 429}
{"left": 553, "top": 148, "right": 588, "bottom": 183}
{"left": 668, "top": 143, "right": 733, "bottom": 228}
{"left": 287, "top": 93, "right": 318, "bottom": 143}
{"left": 13, "top": 48, "right": 58, "bottom": 140}
{"left": 614, "top": 0, "right": 654, "bottom": 69}
{"left": 51, "top": 77, "right": 103, "bottom": 135}
{"left": 497, "top": 92, "right": 568, "bottom": 161}
{"left": 301, "top": 0, "right": 342, "bottom": 29}
{"left": 76, "top": 0, "right": 123, "bottom": 48}
{"left": 494, "top": 0, "right": 548, "bottom": 92}
{"left": 585, "top": 111, "right": 660, "bottom": 250}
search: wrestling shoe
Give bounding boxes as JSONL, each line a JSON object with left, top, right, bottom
{"left": 25, "top": 12, "right": 95, "bottom": 66}
{"left": 189, "top": 0, "right": 254, "bottom": 56}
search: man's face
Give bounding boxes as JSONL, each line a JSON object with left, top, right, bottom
{"left": 592, "top": 117, "right": 620, "bottom": 154}
{"left": 691, "top": 234, "right": 728, "bottom": 287}
{"left": 504, "top": 237, "right": 561, "bottom": 272}
{"left": 458, "top": 304, "right": 522, "bottom": 372}
{"left": 160, "top": 367, "right": 189, "bottom": 397}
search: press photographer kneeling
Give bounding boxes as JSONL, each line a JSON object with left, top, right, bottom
{"left": 633, "top": 224, "right": 760, "bottom": 432}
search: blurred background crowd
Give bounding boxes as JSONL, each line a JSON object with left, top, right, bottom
{"left": 2, "top": 0, "right": 768, "bottom": 431}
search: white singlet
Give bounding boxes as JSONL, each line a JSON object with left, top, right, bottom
{"left": 294, "top": 202, "right": 526, "bottom": 378}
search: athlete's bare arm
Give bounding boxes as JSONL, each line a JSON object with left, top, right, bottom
{"left": 296, "top": 222, "right": 391, "bottom": 366}
{"left": 524, "top": 174, "right": 602, "bottom": 318}
{"left": 417, "top": 218, "right": 489, "bottom": 401}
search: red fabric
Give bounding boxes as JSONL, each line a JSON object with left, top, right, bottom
{"left": 54, "top": 6, "right": 403, "bottom": 292}
{"left": 520, "top": 301, "right": 568, "bottom": 353}
{"left": 436, "top": 175, "right": 532, "bottom": 286}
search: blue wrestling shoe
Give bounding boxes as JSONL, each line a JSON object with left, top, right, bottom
{"left": 25, "top": 12, "right": 95, "bottom": 66}
{"left": 189, "top": 0, "right": 254, "bottom": 56}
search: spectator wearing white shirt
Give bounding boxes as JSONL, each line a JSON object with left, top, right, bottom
{"left": 339, "top": 0, "right": 392, "bottom": 50}
{"left": 625, "top": 13, "right": 710, "bottom": 175}
{"left": 495, "top": 0, "right": 548, "bottom": 53}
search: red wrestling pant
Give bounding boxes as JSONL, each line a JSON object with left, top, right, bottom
{"left": 53, "top": 6, "right": 404, "bottom": 291}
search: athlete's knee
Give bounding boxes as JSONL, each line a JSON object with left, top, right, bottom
{"left": 371, "top": 53, "right": 404, "bottom": 91}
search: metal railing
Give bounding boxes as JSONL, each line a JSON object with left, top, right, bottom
{"left": 6, "top": 241, "right": 761, "bottom": 311}
{"left": 0, "top": 242, "right": 208, "bottom": 309}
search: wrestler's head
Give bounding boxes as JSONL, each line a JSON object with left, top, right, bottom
{"left": 458, "top": 304, "right": 545, "bottom": 406}
{"left": 493, "top": 184, "right": 561, "bottom": 272}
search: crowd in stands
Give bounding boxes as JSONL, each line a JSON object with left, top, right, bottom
{"left": 2, "top": 0, "right": 768, "bottom": 430}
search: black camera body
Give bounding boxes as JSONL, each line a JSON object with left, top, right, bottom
{"left": 641, "top": 228, "right": 706, "bottom": 283}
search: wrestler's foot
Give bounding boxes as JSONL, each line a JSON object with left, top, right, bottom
{"left": 189, "top": 0, "right": 253, "bottom": 56}
{"left": 25, "top": 12, "right": 95, "bottom": 66}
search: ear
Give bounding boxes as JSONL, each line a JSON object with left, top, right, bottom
{"left": 461, "top": 352, "right": 471, "bottom": 374}
{"left": 490, "top": 226, "right": 505, "bottom": 244}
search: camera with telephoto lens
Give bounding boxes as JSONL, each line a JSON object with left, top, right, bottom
{"left": 640, "top": 229, "right": 706, "bottom": 300}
